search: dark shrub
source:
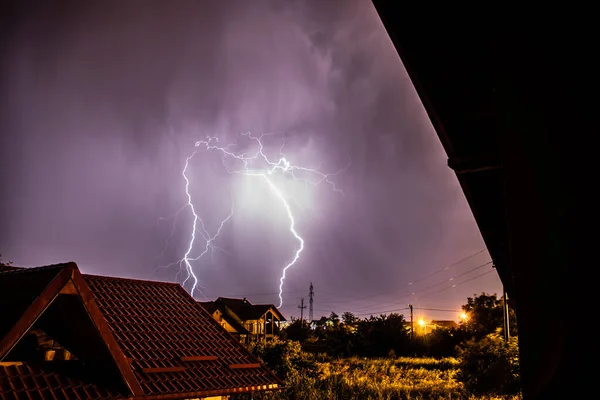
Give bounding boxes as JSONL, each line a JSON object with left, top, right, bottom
{"left": 456, "top": 332, "right": 521, "bottom": 395}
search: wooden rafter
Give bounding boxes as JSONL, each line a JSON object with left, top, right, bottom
{"left": 0, "top": 264, "right": 74, "bottom": 360}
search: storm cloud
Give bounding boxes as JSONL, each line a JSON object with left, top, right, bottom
{"left": 0, "top": 0, "right": 501, "bottom": 319}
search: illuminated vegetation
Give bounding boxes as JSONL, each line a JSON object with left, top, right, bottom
{"left": 232, "top": 293, "right": 522, "bottom": 399}
{"left": 233, "top": 340, "right": 521, "bottom": 400}
{"left": 230, "top": 293, "right": 522, "bottom": 400}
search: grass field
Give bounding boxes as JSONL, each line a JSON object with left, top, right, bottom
{"left": 250, "top": 356, "right": 522, "bottom": 400}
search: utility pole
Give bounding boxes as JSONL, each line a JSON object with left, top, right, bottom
{"left": 503, "top": 288, "right": 510, "bottom": 342}
{"left": 298, "top": 298, "right": 306, "bottom": 328}
{"left": 409, "top": 304, "right": 414, "bottom": 341}
{"left": 309, "top": 282, "right": 314, "bottom": 323}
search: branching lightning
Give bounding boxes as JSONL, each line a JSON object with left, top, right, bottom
{"left": 158, "top": 132, "right": 348, "bottom": 306}
{"left": 156, "top": 151, "right": 234, "bottom": 298}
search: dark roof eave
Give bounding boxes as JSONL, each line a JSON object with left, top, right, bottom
{"left": 130, "top": 384, "right": 283, "bottom": 400}
{"left": 370, "top": 1, "right": 514, "bottom": 296}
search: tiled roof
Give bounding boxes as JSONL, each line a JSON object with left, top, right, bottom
{"left": 215, "top": 297, "right": 286, "bottom": 321}
{"left": 84, "top": 274, "right": 280, "bottom": 396}
{"left": 0, "top": 362, "right": 124, "bottom": 399}
{"left": 0, "top": 264, "right": 282, "bottom": 399}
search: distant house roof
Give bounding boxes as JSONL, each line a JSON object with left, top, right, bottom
{"left": 198, "top": 301, "right": 250, "bottom": 335}
{"left": 431, "top": 320, "right": 459, "bottom": 329}
{"left": 198, "top": 300, "right": 218, "bottom": 314}
{"left": 210, "top": 297, "right": 286, "bottom": 322}
{"left": 0, "top": 263, "right": 282, "bottom": 399}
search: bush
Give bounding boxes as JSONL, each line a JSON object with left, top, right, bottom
{"left": 456, "top": 332, "right": 521, "bottom": 395}
{"left": 248, "top": 339, "right": 317, "bottom": 380}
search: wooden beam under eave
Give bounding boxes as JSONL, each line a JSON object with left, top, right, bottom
{"left": 0, "top": 264, "right": 75, "bottom": 361}
{"left": 70, "top": 269, "right": 144, "bottom": 396}
{"left": 59, "top": 279, "right": 78, "bottom": 295}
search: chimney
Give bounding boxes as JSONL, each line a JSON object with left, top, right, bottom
{"left": 243, "top": 297, "right": 247, "bottom": 303}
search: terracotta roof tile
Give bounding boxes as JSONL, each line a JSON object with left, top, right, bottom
{"left": 1, "top": 265, "right": 282, "bottom": 399}
{"left": 83, "top": 274, "right": 281, "bottom": 396}
{"left": 0, "top": 364, "right": 125, "bottom": 400}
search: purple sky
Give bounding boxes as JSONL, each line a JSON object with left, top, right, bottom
{"left": 0, "top": 0, "right": 502, "bottom": 321}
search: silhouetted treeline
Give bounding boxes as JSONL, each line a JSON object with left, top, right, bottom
{"left": 281, "top": 292, "right": 517, "bottom": 358}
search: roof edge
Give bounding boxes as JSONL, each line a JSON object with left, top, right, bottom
{"left": 0, "top": 263, "right": 76, "bottom": 360}
{"left": 129, "top": 383, "right": 282, "bottom": 399}
{"left": 70, "top": 268, "right": 144, "bottom": 396}
{"left": 82, "top": 273, "right": 181, "bottom": 286}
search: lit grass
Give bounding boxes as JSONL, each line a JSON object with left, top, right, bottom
{"left": 316, "top": 357, "right": 463, "bottom": 399}
{"left": 249, "top": 356, "right": 522, "bottom": 400}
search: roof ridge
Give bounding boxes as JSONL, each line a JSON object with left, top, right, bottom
{"left": 0, "top": 263, "right": 75, "bottom": 274}
{"left": 83, "top": 273, "right": 181, "bottom": 286}
{"left": 217, "top": 296, "right": 247, "bottom": 300}
{"left": 1, "top": 264, "right": 179, "bottom": 287}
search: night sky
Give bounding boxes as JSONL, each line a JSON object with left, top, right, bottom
{"left": 0, "top": 0, "right": 502, "bottom": 321}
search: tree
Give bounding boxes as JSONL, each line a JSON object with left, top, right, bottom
{"left": 456, "top": 332, "right": 521, "bottom": 395}
{"left": 461, "top": 292, "right": 517, "bottom": 338}
{"left": 282, "top": 319, "right": 311, "bottom": 343}
{"left": 341, "top": 312, "right": 358, "bottom": 326}
{"left": 328, "top": 312, "right": 340, "bottom": 325}
{"left": 355, "top": 313, "right": 410, "bottom": 357}
{"left": 411, "top": 326, "right": 466, "bottom": 357}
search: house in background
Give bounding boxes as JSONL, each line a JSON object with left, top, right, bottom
{"left": 412, "top": 319, "right": 460, "bottom": 335}
{"left": 199, "top": 300, "right": 250, "bottom": 343}
{"left": 0, "top": 263, "right": 281, "bottom": 400}
{"left": 430, "top": 320, "right": 459, "bottom": 330}
{"left": 200, "top": 297, "right": 286, "bottom": 343}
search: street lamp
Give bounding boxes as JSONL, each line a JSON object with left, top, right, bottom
{"left": 417, "top": 318, "right": 426, "bottom": 334}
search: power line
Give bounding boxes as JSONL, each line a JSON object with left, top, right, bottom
{"left": 342, "top": 267, "right": 496, "bottom": 317}
{"left": 415, "top": 307, "right": 461, "bottom": 312}
{"left": 418, "top": 269, "right": 496, "bottom": 299}
{"left": 333, "top": 260, "right": 493, "bottom": 312}
{"left": 408, "top": 261, "right": 492, "bottom": 297}
{"left": 354, "top": 307, "right": 410, "bottom": 317}
{"left": 205, "top": 248, "right": 489, "bottom": 305}
{"left": 406, "top": 248, "right": 488, "bottom": 287}
{"left": 317, "top": 248, "right": 489, "bottom": 306}
{"left": 298, "top": 298, "right": 306, "bottom": 327}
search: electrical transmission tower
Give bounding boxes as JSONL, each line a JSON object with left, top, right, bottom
{"left": 309, "top": 282, "right": 314, "bottom": 322}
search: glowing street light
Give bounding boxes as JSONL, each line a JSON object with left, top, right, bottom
{"left": 417, "top": 318, "right": 427, "bottom": 334}
{"left": 459, "top": 312, "right": 469, "bottom": 322}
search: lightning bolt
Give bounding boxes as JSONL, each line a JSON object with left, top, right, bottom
{"left": 159, "top": 132, "right": 348, "bottom": 307}
{"left": 195, "top": 132, "right": 347, "bottom": 307}
{"left": 156, "top": 150, "right": 234, "bottom": 298}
